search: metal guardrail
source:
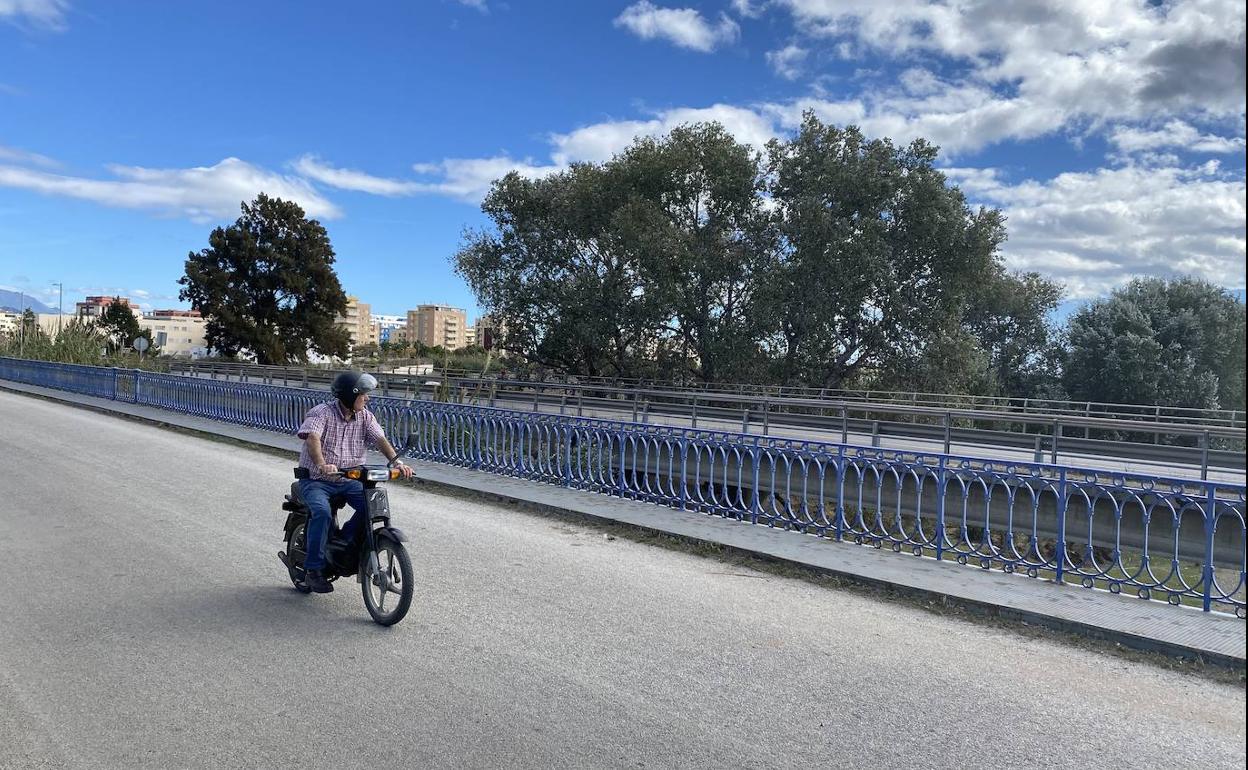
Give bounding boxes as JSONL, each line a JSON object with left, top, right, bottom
{"left": 4, "top": 356, "right": 1244, "bottom": 617}
{"left": 168, "top": 360, "right": 1246, "bottom": 429}
{"left": 166, "top": 361, "right": 1246, "bottom": 478}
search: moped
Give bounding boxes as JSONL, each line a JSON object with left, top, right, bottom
{"left": 277, "top": 464, "right": 414, "bottom": 626}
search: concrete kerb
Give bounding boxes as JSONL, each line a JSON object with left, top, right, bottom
{"left": 2, "top": 377, "right": 1244, "bottom": 673}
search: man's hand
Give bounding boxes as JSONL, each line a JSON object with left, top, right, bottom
{"left": 318, "top": 463, "right": 340, "bottom": 477}
{"left": 392, "top": 461, "right": 413, "bottom": 480}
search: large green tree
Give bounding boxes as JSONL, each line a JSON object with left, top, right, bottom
{"left": 763, "top": 113, "right": 1007, "bottom": 390}
{"left": 963, "top": 270, "right": 1065, "bottom": 398}
{"left": 621, "top": 124, "right": 776, "bottom": 382}
{"left": 455, "top": 161, "right": 670, "bottom": 377}
{"left": 178, "top": 194, "right": 350, "bottom": 364}
{"left": 95, "top": 297, "right": 153, "bottom": 354}
{"left": 1063, "top": 277, "right": 1246, "bottom": 411}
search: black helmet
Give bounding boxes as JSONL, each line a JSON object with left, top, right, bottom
{"left": 331, "top": 370, "right": 378, "bottom": 408}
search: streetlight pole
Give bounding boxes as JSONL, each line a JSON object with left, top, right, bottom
{"left": 18, "top": 291, "right": 24, "bottom": 357}
{"left": 52, "top": 282, "right": 63, "bottom": 336}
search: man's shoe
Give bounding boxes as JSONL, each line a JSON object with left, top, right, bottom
{"left": 305, "top": 570, "right": 334, "bottom": 593}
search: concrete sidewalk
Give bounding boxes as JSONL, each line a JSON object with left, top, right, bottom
{"left": 3, "top": 378, "right": 1244, "bottom": 669}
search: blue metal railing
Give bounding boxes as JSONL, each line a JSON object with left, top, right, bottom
{"left": 3, "top": 356, "right": 1244, "bottom": 616}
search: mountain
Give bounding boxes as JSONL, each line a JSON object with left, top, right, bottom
{"left": 0, "top": 290, "right": 62, "bottom": 314}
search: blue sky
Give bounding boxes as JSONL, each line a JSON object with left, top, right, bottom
{"left": 1, "top": 0, "right": 1244, "bottom": 320}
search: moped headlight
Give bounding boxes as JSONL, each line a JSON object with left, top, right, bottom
{"left": 366, "top": 468, "right": 390, "bottom": 481}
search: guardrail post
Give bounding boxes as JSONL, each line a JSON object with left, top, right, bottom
{"left": 935, "top": 456, "right": 947, "bottom": 561}
{"left": 489, "top": 381, "right": 496, "bottom": 408}
{"left": 834, "top": 446, "right": 846, "bottom": 540}
{"left": 301, "top": 368, "right": 308, "bottom": 388}
{"left": 617, "top": 433, "right": 628, "bottom": 496}
{"left": 1055, "top": 469, "right": 1068, "bottom": 584}
{"left": 532, "top": 388, "right": 540, "bottom": 413}
{"left": 750, "top": 447, "right": 761, "bottom": 525}
{"left": 1050, "top": 420, "right": 1060, "bottom": 464}
{"left": 741, "top": 408, "right": 749, "bottom": 434}
{"left": 577, "top": 389, "right": 583, "bottom": 417}
{"left": 559, "top": 392, "right": 567, "bottom": 415}
{"left": 871, "top": 420, "right": 879, "bottom": 447}
{"left": 1202, "top": 487, "right": 1217, "bottom": 612}
{"left": 1033, "top": 434, "right": 1043, "bottom": 463}
{"left": 111, "top": 367, "right": 118, "bottom": 400}
{"left": 641, "top": 400, "right": 650, "bottom": 423}
{"left": 679, "top": 439, "right": 689, "bottom": 511}
{"left": 1201, "top": 430, "right": 1210, "bottom": 481}
{"left": 943, "top": 412, "right": 951, "bottom": 454}
{"left": 841, "top": 406, "right": 848, "bottom": 444}
{"left": 631, "top": 392, "right": 639, "bottom": 422}
{"left": 762, "top": 400, "right": 770, "bottom": 436}
{"left": 691, "top": 395, "right": 698, "bottom": 429}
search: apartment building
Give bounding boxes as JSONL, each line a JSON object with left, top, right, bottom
{"left": 1, "top": 311, "right": 74, "bottom": 337}
{"left": 336, "top": 296, "right": 374, "bottom": 352}
{"left": 371, "top": 314, "right": 406, "bottom": 345}
{"left": 138, "top": 309, "right": 209, "bottom": 358}
{"left": 406, "top": 304, "right": 468, "bottom": 350}
{"left": 474, "top": 314, "right": 504, "bottom": 350}
{"left": 75, "top": 295, "right": 135, "bottom": 321}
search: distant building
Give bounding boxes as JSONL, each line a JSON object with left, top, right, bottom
{"left": 372, "top": 314, "right": 406, "bottom": 345}
{"left": 75, "top": 296, "right": 135, "bottom": 321}
{"left": 474, "top": 314, "right": 504, "bottom": 351}
{"left": 406, "top": 304, "right": 468, "bottom": 350}
{"left": 139, "top": 310, "right": 209, "bottom": 358}
{"left": 336, "top": 296, "right": 373, "bottom": 355}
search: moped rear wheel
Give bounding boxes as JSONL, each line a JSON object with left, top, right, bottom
{"left": 361, "top": 534, "right": 413, "bottom": 626}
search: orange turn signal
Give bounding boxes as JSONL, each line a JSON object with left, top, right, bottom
{"left": 344, "top": 468, "right": 363, "bottom": 480}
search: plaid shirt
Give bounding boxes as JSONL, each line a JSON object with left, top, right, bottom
{"left": 297, "top": 400, "right": 388, "bottom": 480}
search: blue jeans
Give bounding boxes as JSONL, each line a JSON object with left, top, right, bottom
{"left": 298, "top": 478, "right": 368, "bottom": 572}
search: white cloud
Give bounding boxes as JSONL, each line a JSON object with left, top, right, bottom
{"left": 455, "top": 0, "right": 488, "bottom": 11}
{"left": 1110, "top": 120, "right": 1245, "bottom": 154}
{"left": 945, "top": 162, "right": 1247, "bottom": 298}
{"left": 0, "top": 157, "right": 341, "bottom": 223}
{"left": 0, "top": 143, "right": 59, "bottom": 168}
{"left": 766, "top": 44, "right": 809, "bottom": 80}
{"left": 409, "top": 156, "right": 563, "bottom": 203}
{"left": 293, "top": 155, "right": 422, "bottom": 196}
{"left": 761, "top": 0, "right": 1245, "bottom": 154}
{"left": 551, "top": 104, "right": 778, "bottom": 165}
{"left": 0, "top": 0, "right": 67, "bottom": 29}
{"left": 730, "top": 0, "right": 768, "bottom": 18}
{"left": 614, "top": 1, "right": 740, "bottom": 52}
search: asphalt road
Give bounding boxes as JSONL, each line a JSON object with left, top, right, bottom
{"left": 0, "top": 389, "right": 1244, "bottom": 769}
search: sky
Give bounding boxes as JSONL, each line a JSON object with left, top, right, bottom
{"left": 1, "top": 0, "right": 1244, "bottom": 321}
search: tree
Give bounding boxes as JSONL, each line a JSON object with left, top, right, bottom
{"left": 95, "top": 297, "right": 152, "bottom": 354}
{"left": 622, "top": 123, "right": 777, "bottom": 382}
{"left": 963, "top": 270, "right": 1065, "bottom": 398}
{"left": 1063, "top": 277, "right": 1246, "bottom": 411}
{"left": 178, "top": 194, "right": 350, "bottom": 364}
{"left": 455, "top": 162, "right": 669, "bottom": 377}
{"left": 763, "top": 114, "right": 1007, "bottom": 390}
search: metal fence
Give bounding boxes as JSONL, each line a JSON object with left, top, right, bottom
{"left": 4, "top": 356, "right": 1245, "bottom": 617}
{"left": 166, "top": 360, "right": 1247, "bottom": 478}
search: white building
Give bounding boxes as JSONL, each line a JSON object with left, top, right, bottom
{"left": 138, "top": 310, "right": 210, "bottom": 358}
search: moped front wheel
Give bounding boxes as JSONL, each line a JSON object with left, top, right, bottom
{"left": 286, "top": 522, "right": 311, "bottom": 592}
{"left": 361, "top": 534, "right": 413, "bottom": 626}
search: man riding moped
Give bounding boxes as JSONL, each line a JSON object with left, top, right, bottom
{"left": 296, "top": 370, "right": 413, "bottom": 593}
